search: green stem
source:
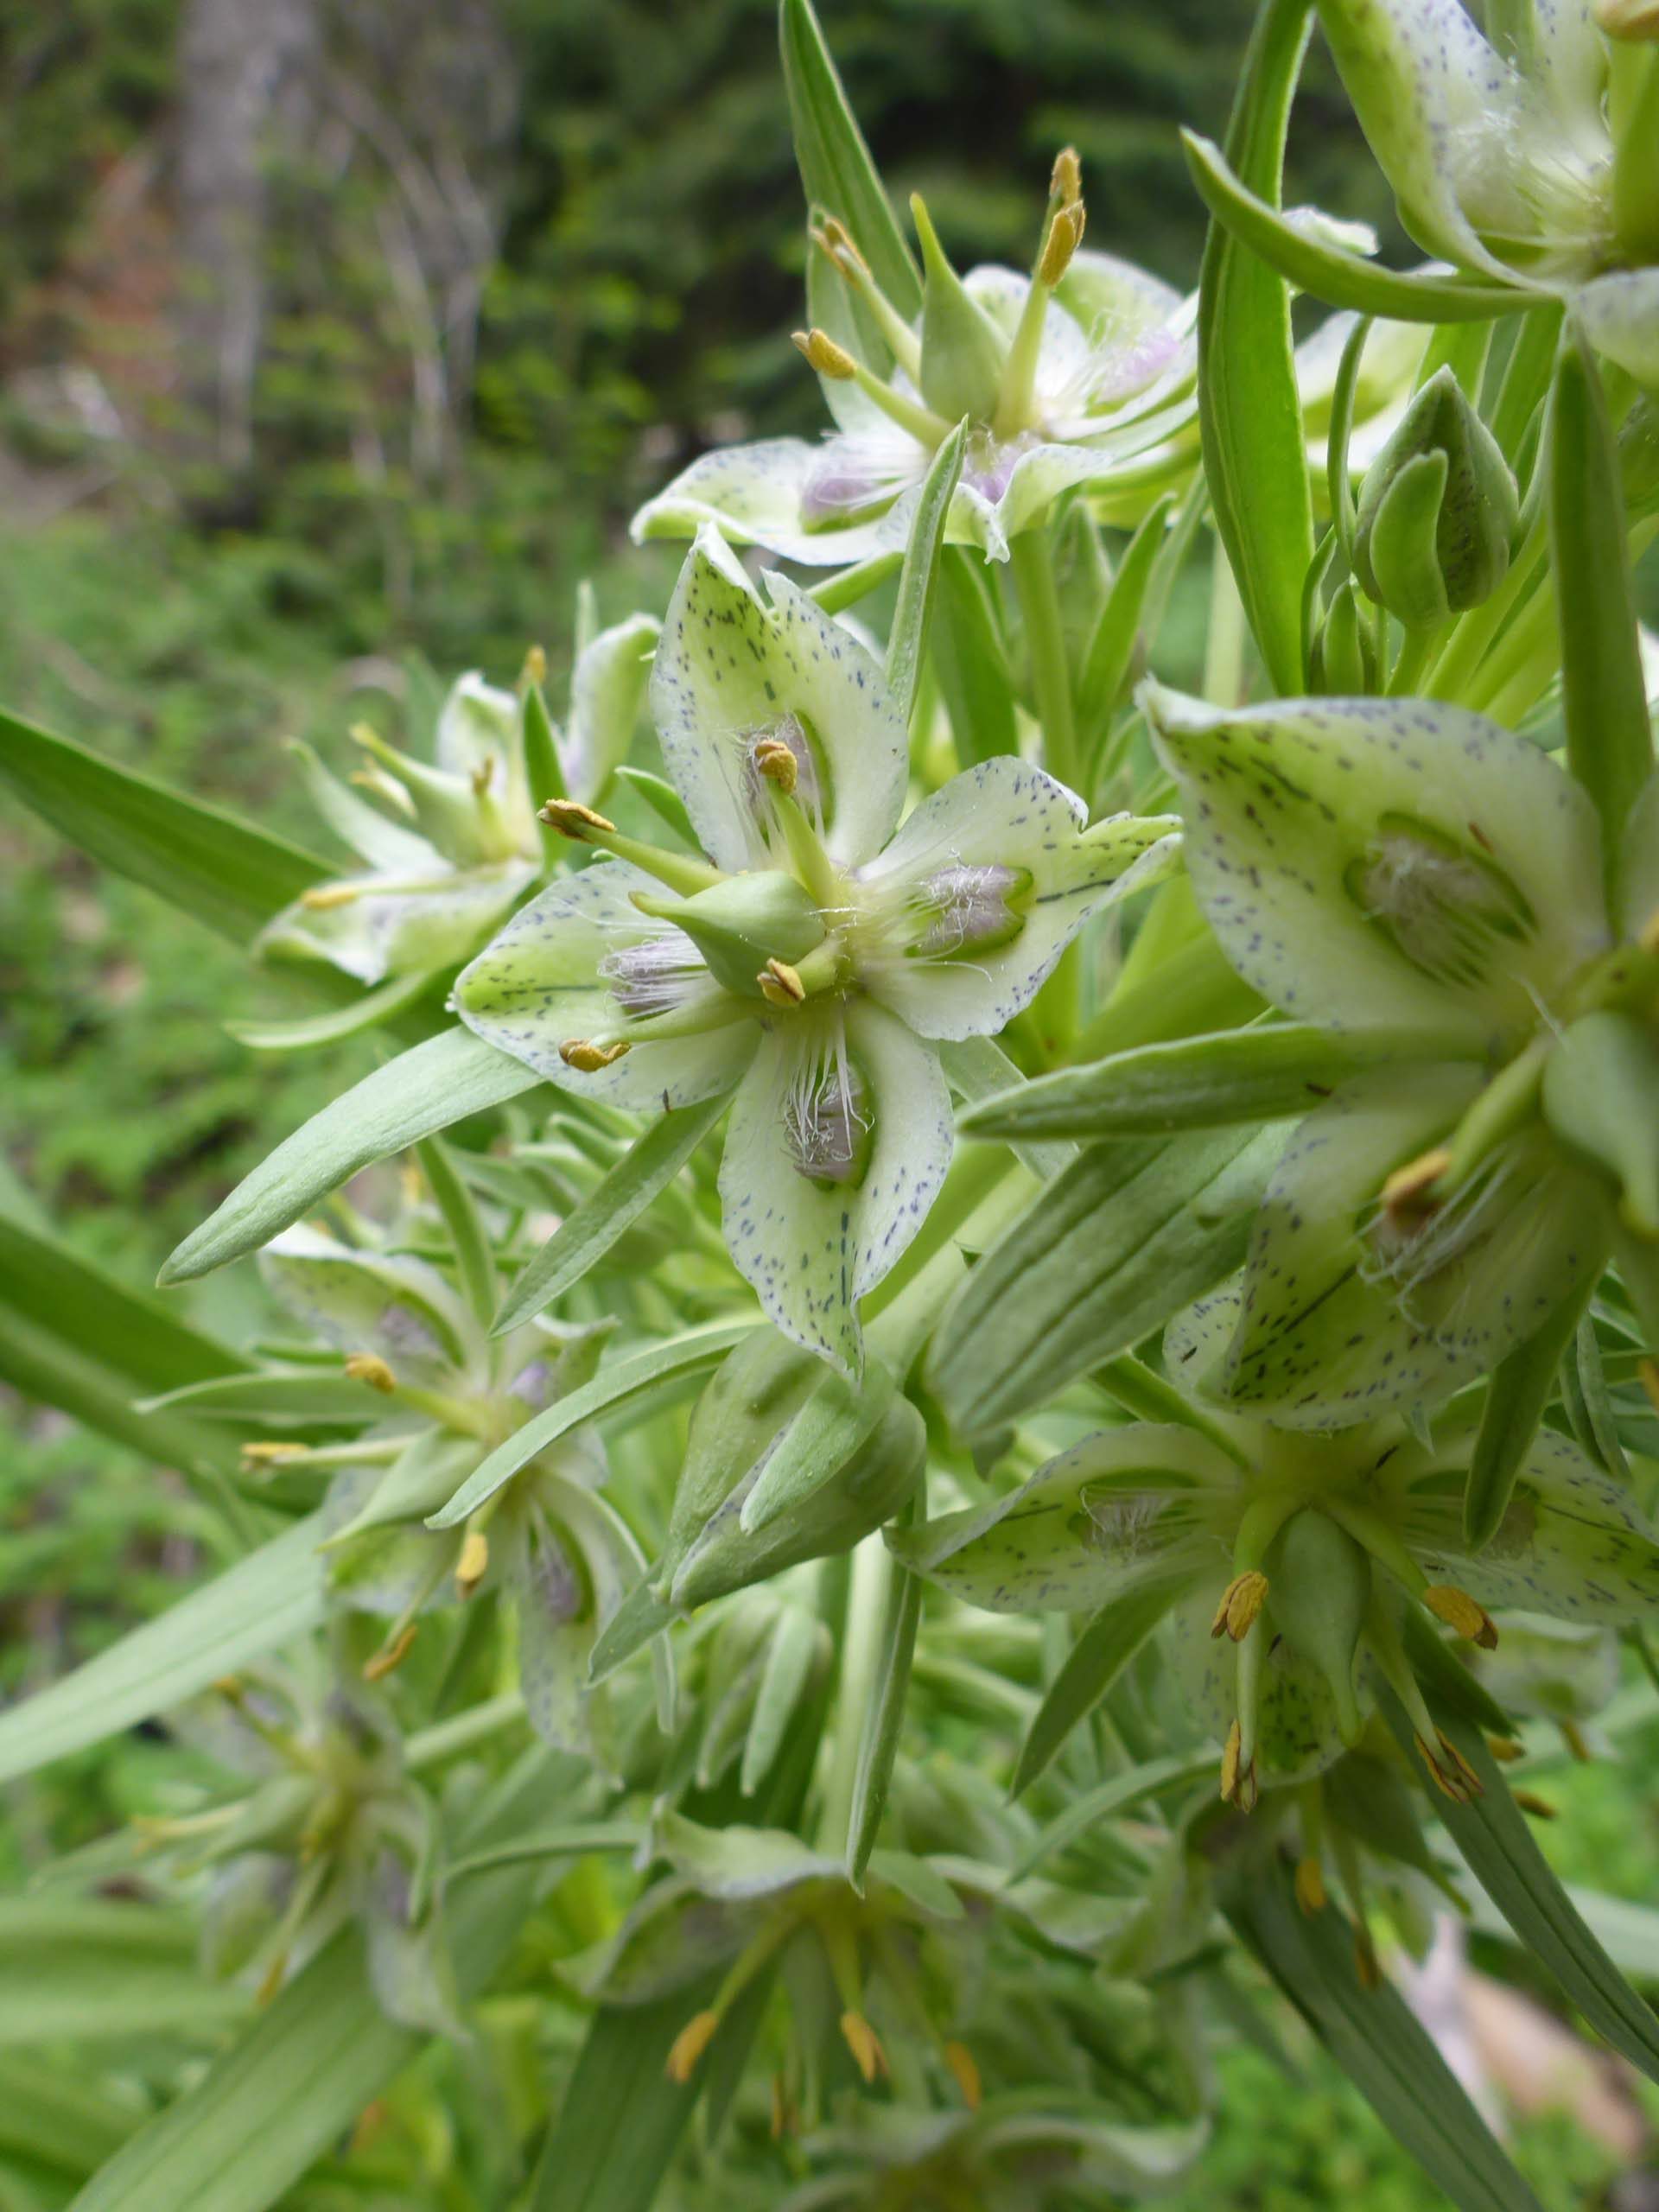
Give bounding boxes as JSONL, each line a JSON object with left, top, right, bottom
{"left": 817, "top": 1534, "right": 892, "bottom": 1857}
{"left": 1009, "top": 524, "right": 1079, "bottom": 790}
{"left": 405, "top": 1692, "right": 526, "bottom": 1772}
{"left": 1201, "top": 537, "right": 1247, "bottom": 709}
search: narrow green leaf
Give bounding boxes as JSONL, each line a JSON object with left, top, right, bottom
{"left": 225, "top": 967, "right": 442, "bottom": 1052}
{"left": 1013, "top": 1578, "right": 1192, "bottom": 1796}
{"left": 428, "top": 1322, "right": 760, "bottom": 1528}
{"left": 1193, "top": 0, "right": 1317, "bottom": 694}
{"left": 1396, "top": 1700, "right": 1659, "bottom": 2085}
{"left": 0, "top": 2054, "right": 143, "bottom": 2177}
{"left": 0, "top": 1514, "right": 326, "bottom": 1785}
{"left": 446, "top": 1822, "right": 642, "bottom": 1883}
{"left": 1464, "top": 1276, "right": 1592, "bottom": 1548}
{"left": 1549, "top": 321, "right": 1654, "bottom": 901}
{"left": 416, "top": 1133, "right": 498, "bottom": 1329}
{"left": 1399, "top": 1608, "right": 1514, "bottom": 1738}
{"left": 1077, "top": 494, "right": 1173, "bottom": 768}
{"left": 845, "top": 1548, "right": 923, "bottom": 1889}
{"left": 1225, "top": 1857, "right": 1548, "bottom": 2212}
{"left": 492, "top": 1093, "right": 729, "bottom": 1336}
{"left": 1182, "top": 132, "right": 1515, "bottom": 325}
{"left": 932, "top": 547, "right": 1018, "bottom": 767}
{"left": 0, "top": 1901, "right": 248, "bottom": 2049}
{"left": 614, "top": 765, "right": 701, "bottom": 851}
{"left": 957, "top": 1023, "right": 1458, "bottom": 1141}
{"left": 0, "top": 706, "right": 330, "bottom": 943}
{"left": 779, "top": 0, "right": 918, "bottom": 322}
{"left": 137, "top": 1371, "right": 380, "bottom": 1424}
{"left": 0, "top": 1299, "right": 237, "bottom": 1474}
{"left": 161, "top": 1029, "right": 543, "bottom": 1285}
{"left": 1013, "top": 1752, "right": 1216, "bottom": 1882}
{"left": 737, "top": 1360, "right": 894, "bottom": 1535}
{"left": 884, "top": 420, "right": 967, "bottom": 722}
{"left": 928, "top": 1127, "right": 1281, "bottom": 1435}
{"left": 937, "top": 1033, "right": 1076, "bottom": 1184}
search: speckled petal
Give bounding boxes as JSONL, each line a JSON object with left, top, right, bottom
{"left": 718, "top": 999, "right": 952, "bottom": 1379}
{"left": 1405, "top": 1427, "right": 1659, "bottom": 1624}
{"left": 887, "top": 1424, "right": 1233, "bottom": 1614}
{"left": 508, "top": 1478, "right": 638, "bottom": 1757}
{"left": 651, "top": 525, "right": 910, "bottom": 871}
{"left": 1576, "top": 270, "right": 1659, "bottom": 391}
{"left": 856, "top": 759, "right": 1180, "bottom": 1041}
{"left": 1143, "top": 683, "right": 1610, "bottom": 1048}
{"left": 630, "top": 435, "right": 922, "bottom": 567}
{"left": 1211, "top": 1065, "right": 1611, "bottom": 1428}
{"left": 260, "top": 1224, "right": 474, "bottom": 1382}
{"left": 559, "top": 611, "right": 660, "bottom": 804}
{"left": 453, "top": 857, "right": 754, "bottom": 1111}
{"left": 435, "top": 671, "right": 519, "bottom": 781}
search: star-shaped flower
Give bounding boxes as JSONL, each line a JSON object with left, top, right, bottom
{"left": 454, "top": 526, "right": 1179, "bottom": 1377}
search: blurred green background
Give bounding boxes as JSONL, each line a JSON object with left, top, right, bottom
{"left": 5, "top": 5, "right": 1659, "bottom": 2203}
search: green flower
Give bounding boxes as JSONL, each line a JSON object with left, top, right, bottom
{"left": 454, "top": 527, "right": 1178, "bottom": 1376}
{"left": 254, "top": 1221, "right": 643, "bottom": 1758}
{"left": 1313, "top": 0, "right": 1659, "bottom": 379}
{"left": 1139, "top": 680, "right": 1659, "bottom": 1423}
{"left": 260, "top": 609, "right": 657, "bottom": 987}
{"left": 891, "top": 1290, "right": 1659, "bottom": 1811}
{"left": 632, "top": 156, "right": 1198, "bottom": 566}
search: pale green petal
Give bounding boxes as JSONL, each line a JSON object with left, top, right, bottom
{"left": 856, "top": 760, "right": 1179, "bottom": 1041}
{"left": 285, "top": 739, "right": 438, "bottom": 873}
{"left": 652, "top": 525, "right": 910, "bottom": 871}
{"left": 1405, "top": 1427, "right": 1659, "bottom": 1623}
{"left": 1619, "top": 767, "right": 1659, "bottom": 941}
{"left": 259, "top": 860, "right": 537, "bottom": 985}
{"left": 654, "top": 1809, "right": 837, "bottom": 1900}
{"left": 1143, "top": 683, "right": 1609, "bottom": 1046}
{"left": 559, "top": 611, "right": 660, "bottom": 804}
{"left": 260, "top": 1224, "right": 474, "bottom": 1379}
{"left": 718, "top": 999, "right": 952, "bottom": 1378}
{"left": 569, "top": 1877, "right": 753, "bottom": 2005}
{"left": 453, "top": 856, "right": 755, "bottom": 1111}
{"left": 887, "top": 1424, "right": 1234, "bottom": 1614}
{"left": 1211, "top": 1065, "right": 1612, "bottom": 1427}
{"left": 435, "top": 671, "right": 518, "bottom": 781}
{"left": 1577, "top": 270, "right": 1659, "bottom": 391}
{"left": 630, "top": 435, "right": 922, "bottom": 568}
{"left": 508, "top": 1478, "right": 637, "bottom": 1757}
{"left": 1469, "top": 1614, "right": 1618, "bottom": 1725}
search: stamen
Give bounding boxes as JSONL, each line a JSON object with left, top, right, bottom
{"left": 1295, "top": 1855, "right": 1328, "bottom": 1914}
{"left": 559, "top": 1038, "right": 631, "bottom": 1071}
{"left": 759, "top": 957, "right": 806, "bottom": 1007}
{"left": 810, "top": 219, "right": 925, "bottom": 380}
{"left": 1422, "top": 1584, "right": 1498, "bottom": 1649}
{"left": 1051, "top": 146, "right": 1082, "bottom": 207}
{"left": 1512, "top": 1789, "right": 1558, "bottom": 1819}
{"left": 520, "top": 644, "right": 547, "bottom": 689}
{"left": 944, "top": 2040, "right": 982, "bottom": 2108}
{"left": 665, "top": 2009, "right": 721, "bottom": 2083}
{"left": 1219, "top": 1717, "right": 1258, "bottom": 1811}
{"left": 539, "top": 799, "right": 615, "bottom": 841}
{"left": 455, "top": 1529, "right": 490, "bottom": 1599}
{"left": 753, "top": 738, "right": 798, "bottom": 793}
{"left": 793, "top": 327, "right": 951, "bottom": 449}
{"left": 1380, "top": 1147, "right": 1452, "bottom": 1223}
{"left": 1210, "top": 1569, "right": 1269, "bottom": 1642}
{"left": 839, "top": 2010, "right": 888, "bottom": 2084}
{"left": 346, "top": 1351, "right": 397, "bottom": 1395}
{"left": 1037, "top": 200, "right": 1086, "bottom": 288}
{"left": 363, "top": 1622, "right": 418, "bottom": 1681}
{"left": 301, "top": 883, "right": 361, "bottom": 911}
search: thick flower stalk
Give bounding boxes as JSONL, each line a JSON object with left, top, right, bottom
{"left": 632, "top": 155, "right": 1199, "bottom": 566}
{"left": 454, "top": 525, "right": 1179, "bottom": 1376}
{"left": 259, "top": 607, "right": 657, "bottom": 988}
{"left": 1139, "top": 680, "right": 1659, "bottom": 1425}
{"left": 892, "top": 1288, "right": 1659, "bottom": 1811}
{"left": 1313, "top": 0, "right": 1659, "bottom": 378}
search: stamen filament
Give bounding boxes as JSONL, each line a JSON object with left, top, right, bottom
{"left": 537, "top": 801, "right": 724, "bottom": 896}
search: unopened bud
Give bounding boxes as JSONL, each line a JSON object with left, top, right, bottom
{"left": 346, "top": 1351, "right": 397, "bottom": 1395}
{"left": 538, "top": 798, "right": 615, "bottom": 841}
{"left": 559, "top": 1038, "right": 631, "bottom": 1072}
{"left": 1037, "top": 200, "right": 1086, "bottom": 289}
{"left": 1354, "top": 365, "right": 1520, "bottom": 626}
{"left": 793, "top": 327, "right": 858, "bottom": 380}
{"left": 1309, "top": 578, "right": 1380, "bottom": 696}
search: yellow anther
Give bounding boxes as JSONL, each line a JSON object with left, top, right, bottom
{"left": 363, "top": 1623, "right": 418, "bottom": 1681}
{"left": 256, "top": 1950, "right": 289, "bottom": 2005}
{"left": 1423, "top": 1585, "right": 1498, "bottom": 1650}
{"left": 664, "top": 2008, "right": 721, "bottom": 2083}
{"left": 1414, "top": 1730, "right": 1480, "bottom": 1802}
{"left": 1596, "top": 0, "right": 1659, "bottom": 40}
{"left": 792, "top": 327, "right": 858, "bottom": 381}
{"left": 538, "top": 798, "right": 615, "bottom": 841}
{"left": 240, "top": 1440, "right": 308, "bottom": 1469}
{"left": 1295, "top": 1855, "right": 1328, "bottom": 1915}
{"left": 753, "top": 736, "right": 798, "bottom": 792}
{"left": 1219, "top": 1718, "right": 1258, "bottom": 1811}
{"left": 455, "top": 1529, "right": 490, "bottom": 1599}
{"left": 1051, "top": 146, "right": 1082, "bottom": 207}
{"left": 758, "top": 957, "right": 806, "bottom": 1008}
{"left": 1353, "top": 1928, "right": 1382, "bottom": 1991}
{"left": 812, "top": 217, "right": 868, "bottom": 281}
{"left": 1037, "top": 200, "right": 1085, "bottom": 288}
{"left": 470, "top": 756, "right": 496, "bottom": 798}
{"left": 1381, "top": 1146, "right": 1452, "bottom": 1220}
{"left": 839, "top": 2010, "right": 888, "bottom": 2084}
{"left": 944, "top": 2040, "right": 982, "bottom": 2109}
{"left": 1639, "top": 1357, "right": 1659, "bottom": 1415}
{"left": 1560, "top": 1717, "right": 1592, "bottom": 1763}
{"left": 1487, "top": 1734, "right": 1525, "bottom": 1762}
{"left": 559, "top": 1038, "right": 632, "bottom": 1072}
{"left": 522, "top": 643, "right": 548, "bottom": 687}
{"left": 300, "top": 882, "right": 361, "bottom": 911}
{"left": 1210, "top": 1569, "right": 1269, "bottom": 1643}
{"left": 212, "top": 1675, "right": 245, "bottom": 1700}
{"left": 1513, "top": 1789, "right": 1558, "bottom": 1819}
{"left": 346, "top": 1351, "right": 397, "bottom": 1395}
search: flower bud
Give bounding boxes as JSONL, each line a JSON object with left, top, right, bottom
{"left": 639, "top": 872, "right": 826, "bottom": 999}
{"left": 1262, "top": 1510, "right": 1371, "bottom": 1743}
{"left": 910, "top": 193, "right": 1008, "bottom": 426}
{"left": 1353, "top": 367, "right": 1520, "bottom": 627}
{"left": 1309, "top": 579, "right": 1380, "bottom": 696}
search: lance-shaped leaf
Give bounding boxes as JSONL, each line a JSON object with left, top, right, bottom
{"left": 1013, "top": 1576, "right": 1198, "bottom": 1795}
{"left": 883, "top": 418, "right": 966, "bottom": 722}
{"left": 1463, "top": 1276, "right": 1592, "bottom": 1548}
{"left": 160, "top": 1028, "right": 544, "bottom": 1284}
{"left": 1145, "top": 682, "right": 1610, "bottom": 1046}
{"left": 0, "top": 705, "right": 330, "bottom": 943}
{"left": 0, "top": 1900, "right": 249, "bottom": 2049}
